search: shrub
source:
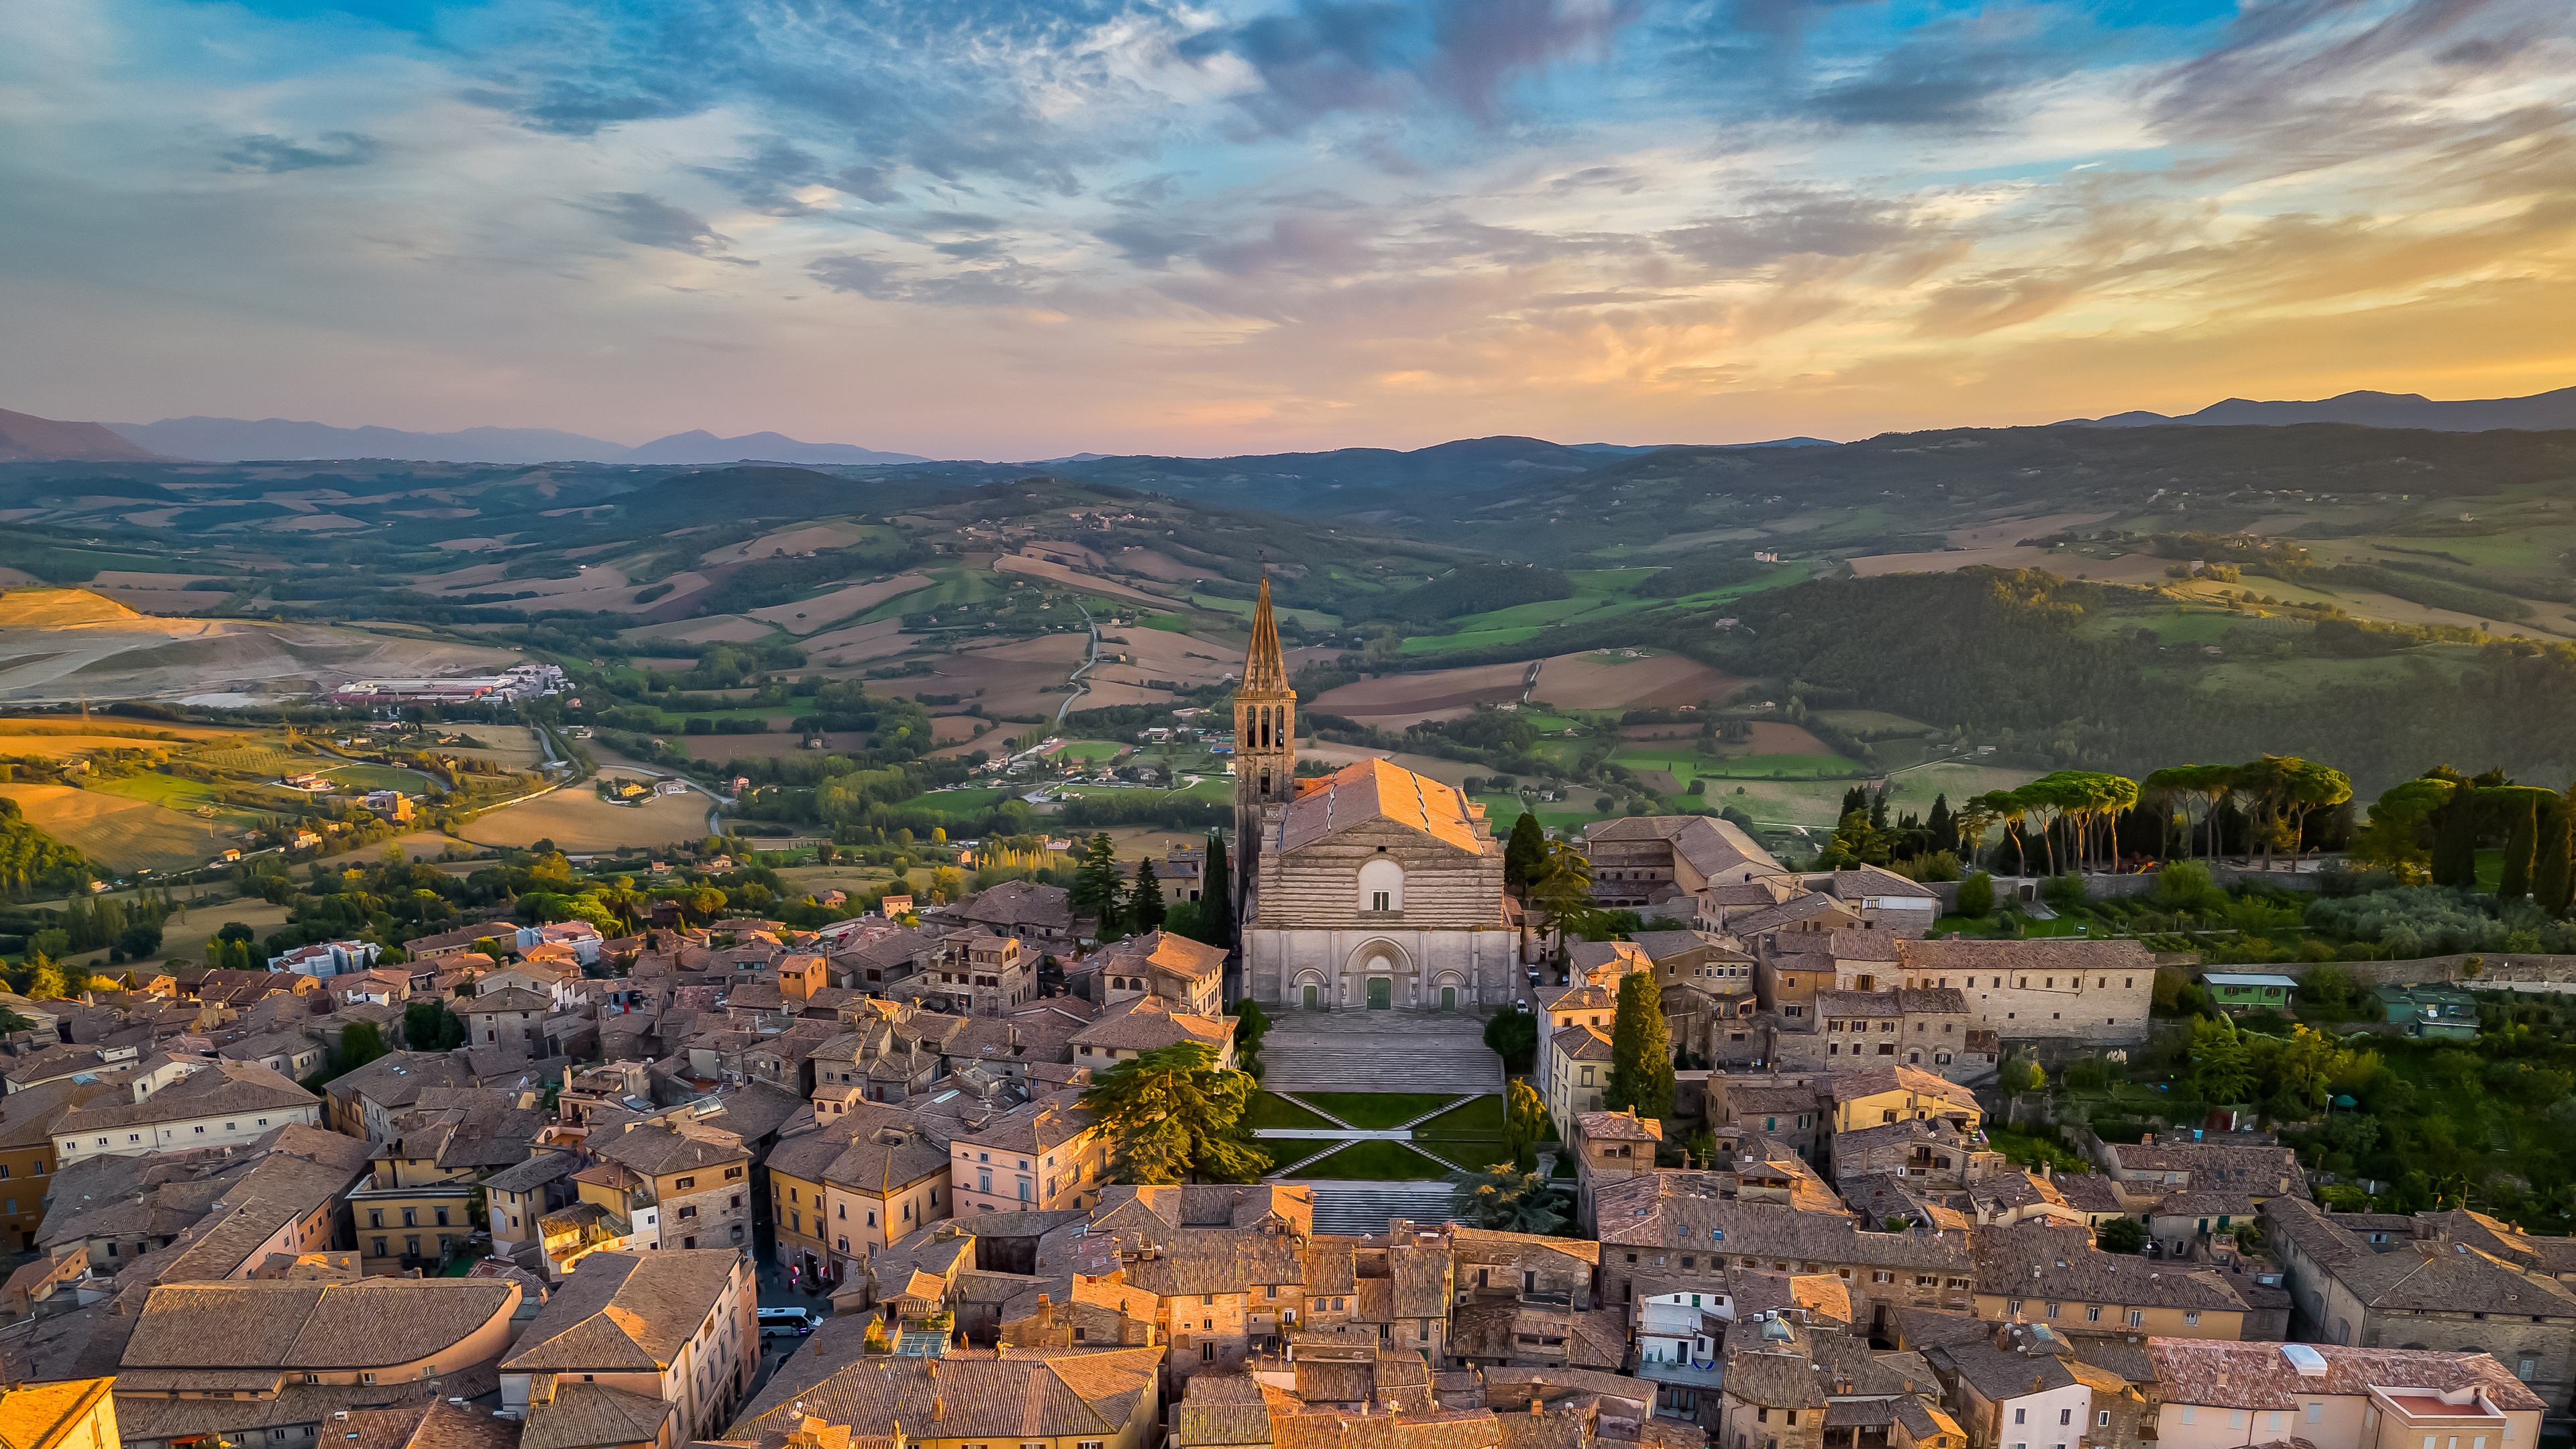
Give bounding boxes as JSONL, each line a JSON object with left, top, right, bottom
{"left": 2097, "top": 1217, "right": 2148, "bottom": 1253}
{"left": 1955, "top": 872, "right": 1995, "bottom": 917}
{"left": 2157, "top": 860, "right": 2226, "bottom": 912}
{"left": 2043, "top": 874, "right": 2089, "bottom": 912}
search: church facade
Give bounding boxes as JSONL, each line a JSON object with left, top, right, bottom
{"left": 1232, "top": 577, "right": 1518, "bottom": 1012}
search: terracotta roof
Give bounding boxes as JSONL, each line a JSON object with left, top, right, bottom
{"left": 2147, "top": 1338, "right": 2546, "bottom": 1411}
{"left": 729, "top": 1333, "right": 1161, "bottom": 1448}
{"left": 121, "top": 1279, "right": 517, "bottom": 1370}
{"left": 592, "top": 1121, "right": 747, "bottom": 1177}
{"left": 1589, "top": 815, "right": 1784, "bottom": 880}
{"left": 464, "top": 987, "right": 554, "bottom": 1014}
{"left": 521, "top": 1383, "right": 672, "bottom": 1449}
{"left": 1100, "top": 929, "right": 1229, "bottom": 983}
{"left": 54, "top": 1059, "right": 317, "bottom": 1134}
{"left": 1279, "top": 758, "right": 1493, "bottom": 857}
{"left": 1723, "top": 1350, "right": 1831, "bottom": 1409}
{"left": 1069, "top": 996, "right": 1233, "bottom": 1055}
{"left": 501, "top": 1250, "right": 743, "bottom": 1373}
{"left": 1971, "top": 1221, "right": 2248, "bottom": 1312}
{"left": 1893, "top": 935, "right": 2156, "bottom": 975}
{"left": 1576, "top": 1111, "right": 1660, "bottom": 1143}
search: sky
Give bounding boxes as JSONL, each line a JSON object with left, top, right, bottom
{"left": 1, "top": 0, "right": 2571, "bottom": 460}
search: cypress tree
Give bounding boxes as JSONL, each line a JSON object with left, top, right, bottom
{"left": 1927, "top": 794, "right": 1953, "bottom": 851}
{"left": 2538, "top": 791, "right": 2575, "bottom": 919}
{"left": 1073, "top": 833, "right": 1124, "bottom": 936}
{"left": 1503, "top": 813, "right": 1546, "bottom": 896}
{"left": 1868, "top": 790, "right": 1890, "bottom": 830}
{"left": 1605, "top": 971, "right": 1674, "bottom": 1121}
{"left": 1129, "top": 859, "right": 1167, "bottom": 930}
{"left": 2432, "top": 786, "right": 2479, "bottom": 888}
{"left": 1840, "top": 786, "right": 1869, "bottom": 819}
{"left": 2500, "top": 796, "right": 2537, "bottom": 904}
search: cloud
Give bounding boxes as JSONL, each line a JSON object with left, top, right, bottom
{"left": 220, "top": 131, "right": 380, "bottom": 172}
{"left": 1661, "top": 193, "right": 1925, "bottom": 270}
{"left": 586, "top": 192, "right": 752, "bottom": 262}
{"left": 699, "top": 137, "right": 829, "bottom": 214}
{"left": 1184, "top": 0, "right": 1645, "bottom": 135}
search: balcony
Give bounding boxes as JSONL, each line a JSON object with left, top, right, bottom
{"left": 1637, "top": 1357, "right": 1727, "bottom": 1389}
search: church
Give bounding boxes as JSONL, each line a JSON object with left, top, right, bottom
{"left": 1232, "top": 576, "right": 1519, "bottom": 1011}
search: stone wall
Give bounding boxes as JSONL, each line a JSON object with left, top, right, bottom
{"left": 1921, "top": 865, "right": 2326, "bottom": 912}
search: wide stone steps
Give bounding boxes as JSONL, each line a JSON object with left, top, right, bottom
{"left": 1303, "top": 1181, "right": 1464, "bottom": 1237}
{"left": 1258, "top": 1042, "right": 1501, "bottom": 1095}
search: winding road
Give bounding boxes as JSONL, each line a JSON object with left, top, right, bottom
{"left": 1055, "top": 604, "right": 1099, "bottom": 723}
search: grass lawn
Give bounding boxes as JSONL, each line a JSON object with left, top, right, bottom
{"left": 1294, "top": 1091, "right": 1466, "bottom": 1129}
{"left": 1055, "top": 740, "right": 1127, "bottom": 763}
{"left": 1985, "top": 1125, "right": 2094, "bottom": 1174}
{"left": 1609, "top": 746, "right": 1709, "bottom": 775}
{"left": 1279, "top": 1140, "right": 1454, "bottom": 1180}
{"left": 892, "top": 787, "right": 1016, "bottom": 818}
{"left": 1245, "top": 1091, "right": 1337, "bottom": 1132}
{"left": 1411, "top": 1094, "right": 1505, "bottom": 1138}
{"left": 325, "top": 763, "right": 437, "bottom": 790}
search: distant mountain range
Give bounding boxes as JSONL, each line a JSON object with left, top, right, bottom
{"left": 0, "top": 407, "right": 166, "bottom": 463}
{"left": 2060, "top": 386, "right": 2576, "bottom": 432}
{"left": 93, "top": 416, "right": 930, "bottom": 466}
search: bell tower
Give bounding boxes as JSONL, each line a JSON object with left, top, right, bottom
{"left": 1232, "top": 571, "right": 1297, "bottom": 920}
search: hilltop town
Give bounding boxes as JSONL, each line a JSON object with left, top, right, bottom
{"left": 0, "top": 581, "right": 2560, "bottom": 1449}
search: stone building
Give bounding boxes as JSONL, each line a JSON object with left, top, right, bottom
{"left": 2266, "top": 1195, "right": 2576, "bottom": 1407}
{"left": 1233, "top": 582, "right": 1520, "bottom": 1012}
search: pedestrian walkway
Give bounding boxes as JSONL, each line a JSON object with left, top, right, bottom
{"left": 1258, "top": 1008, "right": 1503, "bottom": 1095}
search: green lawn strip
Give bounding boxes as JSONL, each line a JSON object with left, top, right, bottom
{"left": 1293, "top": 1092, "right": 1466, "bottom": 1130}
{"left": 1279, "top": 1140, "right": 1455, "bottom": 1181}
{"left": 1409, "top": 1139, "right": 1511, "bottom": 1174}
{"left": 1054, "top": 740, "right": 1127, "bottom": 762}
{"left": 1245, "top": 1091, "right": 1338, "bottom": 1132}
{"left": 1260, "top": 1141, "right": 1339, "bottom": 1176}
{"left": 1410, "top": 1094, "right": 1505, "bottom": 1138}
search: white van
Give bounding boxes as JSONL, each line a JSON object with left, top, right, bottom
{"left": 757, "top": 1307, "right": 820, "bottom": 1338}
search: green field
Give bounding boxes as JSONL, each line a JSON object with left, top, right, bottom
{"left": 1608, "top": 745, "right": 1709, "bottom": 775}
{"left": 323, "top": 763, "right": 435, "bottom": 791}
{"left": 1811, "top": 709, "right": 1935, "bottom": 735}
{"left": 1055, "top": 739, "right": 1127, "bottom": 763}
{"left": 1399, "top": 625, "right": 1552, "bottom": 655}
{"left": 893, "top": 786, "right": 1016, "bottom": 818}
{"left": 1697, "top": 752, "right": 1865, "bottom": 777}
{"left": 857, "top": 568, "right": 998, "bottom": 623}
{"left": 1192, "top": 592, "right": 1337, "bottom": 629}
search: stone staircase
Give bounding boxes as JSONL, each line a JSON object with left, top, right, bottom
{"left": 1258, "top": 1010, "right": 1504, "bottom": 1095}
{"left": 1303, "top": 1181, "right": 1464, "bottom": 1236}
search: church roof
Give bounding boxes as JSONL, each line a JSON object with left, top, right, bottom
{"left": 1279, "top": 758, "right": 1491, "bottom": 857}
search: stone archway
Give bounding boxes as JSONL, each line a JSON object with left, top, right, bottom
{"left": 1346, "top": 937, "right": 1413, "bottom": 1008}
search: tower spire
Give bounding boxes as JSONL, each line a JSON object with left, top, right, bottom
{"left": 1244, "top": 569, "right": 1287, "bottom": 695}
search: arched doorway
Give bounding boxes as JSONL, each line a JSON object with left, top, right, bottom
{"left": 1301, "top": 983, "right": 1320, "bottom": 1010}
{"left": 1366, "top": 978, "right": 1392, "bottom": 1010}
{"left": 1440, "top": 985, "right": 1457, "bottom": 1011}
